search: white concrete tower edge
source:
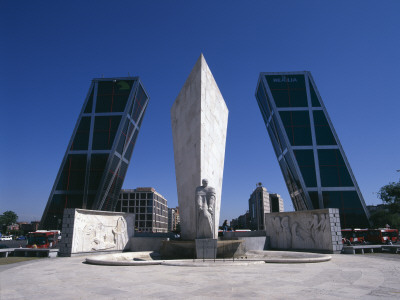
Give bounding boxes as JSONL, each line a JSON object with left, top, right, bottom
{"left": 200, "top": 54, "right": 228, "bottom": 238}
{"left": 171, "top": 55, "right": 202, "bottom": 240}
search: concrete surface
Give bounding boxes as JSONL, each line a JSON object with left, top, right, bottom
{"left": 130, "top": 237, "right": 168, "bottom": 252}
{"left": 382, "top": 245, "right": 400, "bottom": 253}
{"left": 85, "top": 252, "right": 162, "bottom": 266}
{"left": 245, "top": 250, "right": 332, "bottom": 263}
{"left": 195, "top": 238, "right": 217, "bottom": 259}
{"left": 159, "top": 239, "right": 245, "bottom": 259}
{"left": 223, "top": 236, "right": 270, "bottom": 252}
{"left": 84, "top": 249, "right": 331, "bottom": 266}
{"left": 342, "top": 245, "right": 383, "bottom": 254}
{"left": 1, "top": 253, "right": 400, "bottom": 299}
{"left": 161, "top": 259, "right": 266, "bottom": 267}
{"left": 171, "top": 53, "right": 228, "bottom": 240}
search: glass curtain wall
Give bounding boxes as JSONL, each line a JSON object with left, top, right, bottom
{"left": 40, "top": 77, "right": 149, "bottom": 229}
{"left": 255, "top": 72, "right": 370, "bottom": 228}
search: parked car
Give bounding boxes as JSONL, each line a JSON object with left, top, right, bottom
{"left": 0, "top": 236, "right": 12, "bottom": 241}
{"left": 16, "top": 236, "right": 26, "bottom": 240}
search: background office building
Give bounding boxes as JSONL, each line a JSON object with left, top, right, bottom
{"left": 255, "top": 71, "right": 370, "bottom": 228}
{"left": 168, "top": 207, "right": 180, "bottom": 232}
{"left": 116, "top": 188, "right": 168, "bottom": 233}
{"left": 41, "top": 77, "right": 149, "bottom": 229}
{"left": 231, "top": 211, "right": 250, "bottom": 230}
{"left": 249, "top": 184, "right": 284, "bottom": 230}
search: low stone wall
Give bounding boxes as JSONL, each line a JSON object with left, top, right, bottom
{"left": 221, "top": 231, "right": 270, "bottom": 252}
{"left": 130, "top": 237, "right": 169, "bottom": 252}
{"left": 264, "top": 208, "right": 342, "bottom": 253}
{"left": 222, "top": 230, "right": 266, "bottom": 238}
{"left": 60, "top": 209, "right": 135, "bottom": 257}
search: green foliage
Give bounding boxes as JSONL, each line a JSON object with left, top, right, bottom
{"left": 0, "top": 211, "right": 18, "bottom": 226}
{"left": 378, "top": 180, "right": 400, "bottom": 213}
{"left": 9, "top": 229, "right": 24, "bottom": 236}
{"left": 0, "top": 211, "right": 18, "bottom": 233}
{"left": 370, "top": 210, "right": 400, "bottom": 229}
{"left": 373, "top": 179, "right": 400, "bottom": 229}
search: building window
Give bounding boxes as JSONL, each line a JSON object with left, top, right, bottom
{"left": 318, "top": 149, "right": 353, "bottom": 187}
{"left": 313, "top": 110, "right": 336, "bottom": 145}
{"left": 265, "top": 74, "right": 308, "bottom": 108}
{"left": 294, "top": 150, "right": 317, "bottom": 187}
{"left": 279, "top": 111, "right": 312, "bottom": 146}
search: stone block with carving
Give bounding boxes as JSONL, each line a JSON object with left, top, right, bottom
{"left": 59, "top": 209, "right": 135, "bottom": 256}
{"left": 264, "top": 208, "right": 342, "bottom": 253}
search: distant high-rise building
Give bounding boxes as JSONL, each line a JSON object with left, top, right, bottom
{"left": 249, "top": 185, "right": 284, "bottom": 230}
{"left": 168, "top": 207, "right": 180, "bottom": 232}
{"left": 238, "top": 211, "right": 251, "bottom": 229}
{"left": 116, "top": 188, "right": 168, "bottom": 233}
{"left": 19, "top": 221, "right": 40, "bottom": 234}
{"left": 255, "top": 71, "right": 370, "bottom": 228}
{"left": 41, "top": 77, "right": 149, "bottom": 229}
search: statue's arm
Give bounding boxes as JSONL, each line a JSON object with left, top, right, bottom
{"left": 195, "top": 188, "right": 202, "bottom": 211}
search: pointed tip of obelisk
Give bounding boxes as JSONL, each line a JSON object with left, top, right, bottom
{"left": 180, "top": 53, "right": 210, "bottom": 89}
{"left": 195, "top": 53, "right": 214, "bottom": 82}
{"left": 196, "top": 53, "right": 209, "bottom": 69}
{"left": 194, "top": 53, "right": 205, "bottom": 69}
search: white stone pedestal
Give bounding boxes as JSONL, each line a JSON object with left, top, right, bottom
{"left": 195, "top": 238, "right": 217, "bottom": 259}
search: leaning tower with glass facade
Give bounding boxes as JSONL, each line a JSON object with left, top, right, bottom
{"left": 255, "top": 71, "right": 369, "bottom": 228}
{"left": 40, "top": 77, "right": 149, "bottom": 229}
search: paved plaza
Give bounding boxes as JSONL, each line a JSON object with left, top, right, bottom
{"left": 1, "top": 253, "right": 400, "bottom": 299}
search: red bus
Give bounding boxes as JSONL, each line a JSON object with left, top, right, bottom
{"left": 367, "top": 229, "right": 399, "bottom": 244}
{"left": 341, "top": 229, "right": 368, "bottom": 244}
{"left": 26, "top": 231, "right": 60, "bottom": 248}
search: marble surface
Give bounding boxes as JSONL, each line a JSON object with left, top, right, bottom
{"left": 195, "top": 238, "right": 217, "bottom": 259}
{"left": 195, "top": 179, "right": 215, "bottom": 239}
{"left": 264, "top": 208, "right": 342, "bottom": 252}
{"left": 171, "top": 54, "right": 228, "bottom": 239}
{"left": 61, "top": 209, "right": 135, "bottom": 255}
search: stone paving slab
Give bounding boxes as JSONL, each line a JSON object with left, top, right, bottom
{"left": 1, "top": 253, "right": 400, "bottom": 299}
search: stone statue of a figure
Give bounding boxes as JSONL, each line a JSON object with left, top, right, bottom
{"left": 195, "top": 179, "right": 216, "bottom": 239}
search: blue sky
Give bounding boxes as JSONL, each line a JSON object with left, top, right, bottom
{"left": 1, "top": 1, "right": 399, "bottom": 223}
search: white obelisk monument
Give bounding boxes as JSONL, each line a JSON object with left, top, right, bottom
{"left": 171, "top": 54, "right": 228, "bottom": 240}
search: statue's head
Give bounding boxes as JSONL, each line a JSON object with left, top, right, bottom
{"left": 202, "top": 179, "right": 208, "bottom": 187}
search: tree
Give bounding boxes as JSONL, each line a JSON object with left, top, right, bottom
{"left": 377, "top": 180, "right": 400, "bottom": 213}
{"left": 371, "top": 179, "right": 400, "bottom": 229}
{"left": 0, "top": 210, "right": 18, "bottom": 233}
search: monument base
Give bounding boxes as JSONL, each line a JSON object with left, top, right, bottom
{"left": 196, "top": 239, "right": 217, "bottom": 259}
{"left": 159, "top": 239, "right": 244, "bottom": 259}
